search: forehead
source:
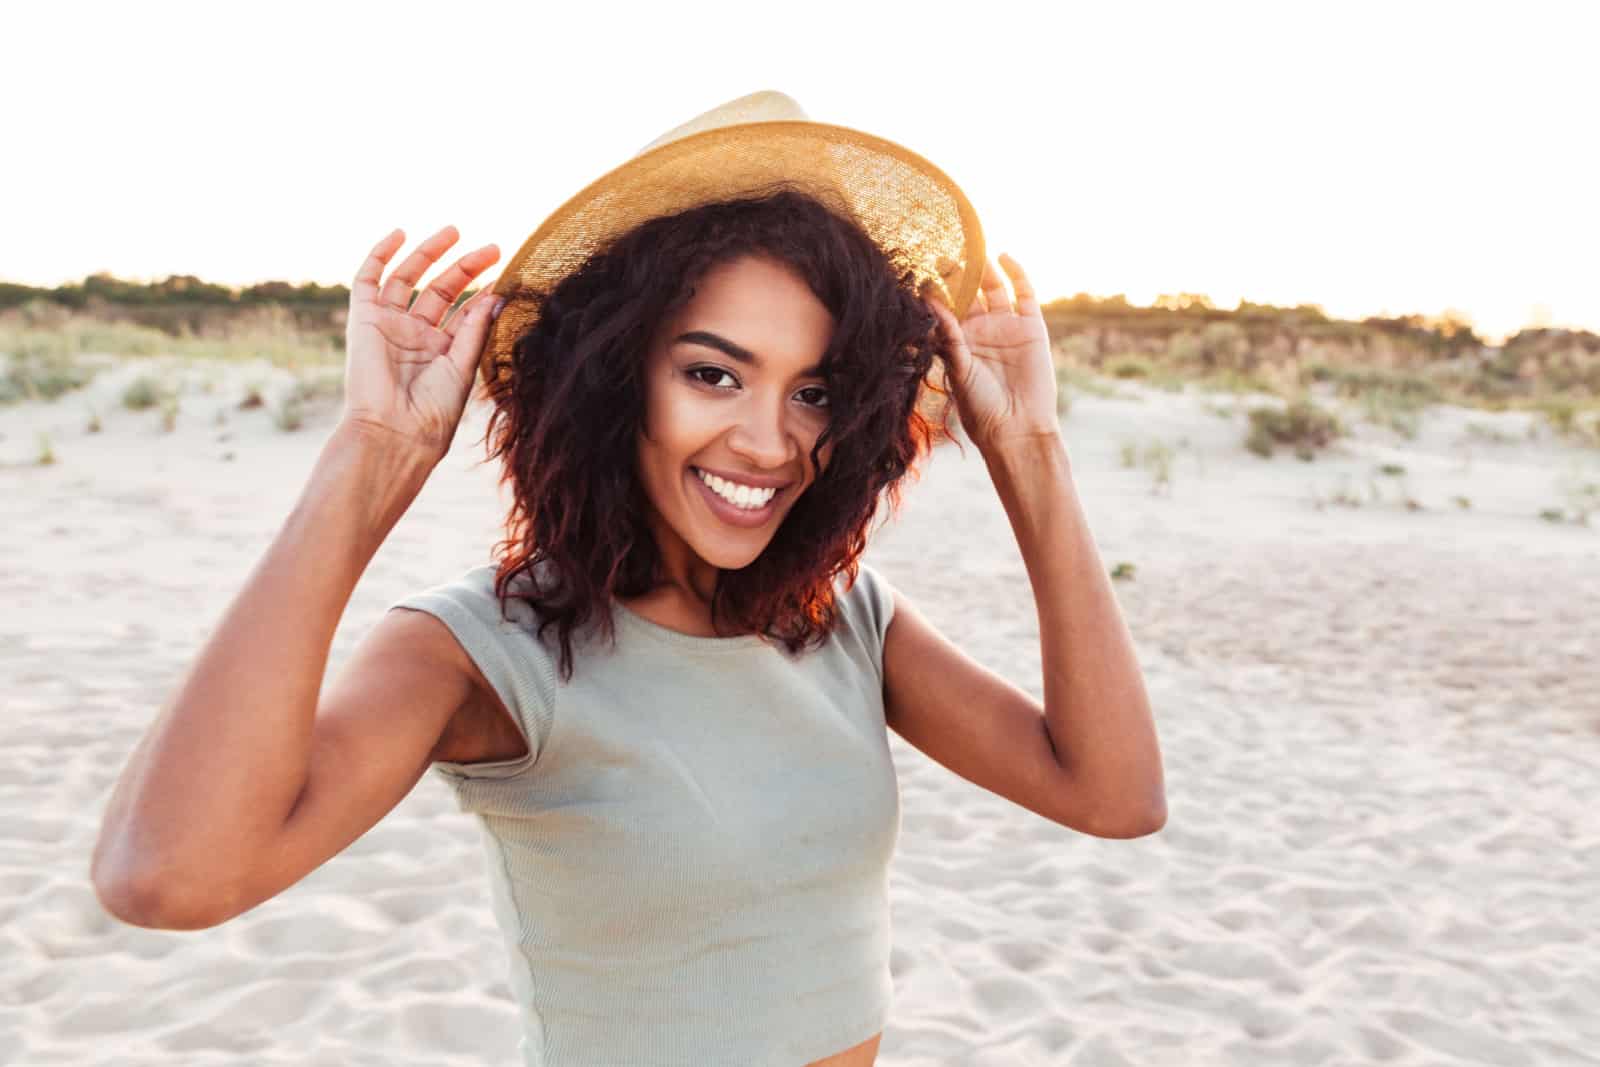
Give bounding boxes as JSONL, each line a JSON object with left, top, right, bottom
{"left": 654, "top": 254, "right": 835, "bottom": 363}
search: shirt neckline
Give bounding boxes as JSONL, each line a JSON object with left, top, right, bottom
{"left": 609, "top": 595, "right": 774, "bottom": 652}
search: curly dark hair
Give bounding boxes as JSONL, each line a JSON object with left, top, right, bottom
{"left": 471, "top": 187, "right": 962, "bottom": 683}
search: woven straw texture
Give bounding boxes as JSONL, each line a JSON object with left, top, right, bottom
{"left": 482, "top": 114, "right": 984, "bottom": 388}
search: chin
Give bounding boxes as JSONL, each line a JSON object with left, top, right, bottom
{"left": 701, "top": 544, "right": 768, "bottom": 572}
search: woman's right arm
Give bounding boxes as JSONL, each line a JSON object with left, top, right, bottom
{"left": 91, "top": 425, "right": 449, "bottom": 928}
{"left": 90, "top": 226, "right": 504, "bottom": 929}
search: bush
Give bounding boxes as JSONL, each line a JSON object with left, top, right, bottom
{"left": 1245, "top": 398, "right": 1343, "bottom": 460}
{"left": 122, "top": 374, "right": 167, "bottom": 410}
{"left": 273, "top": 394, "right": 305, "bottom": 432}
{"left": 0, "top": 348, "right": 99, "bottom": 404}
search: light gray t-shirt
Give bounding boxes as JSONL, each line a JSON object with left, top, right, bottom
{"left": 388, "top": 560, "right": 900, "bottom": 1066}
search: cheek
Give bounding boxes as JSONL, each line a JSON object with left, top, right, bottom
{"left": 653, "top": 379, "right": 713, "bottom": 445}
{"left": 812, "top": 439, "right": 836, "bottom": 480}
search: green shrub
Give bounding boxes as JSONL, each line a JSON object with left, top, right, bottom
{"left": 273, "top": 394, "right": 304, "bottom": 432}
{"left": 1361, "top": 390, "right": 1423, "bottom": 439}
{"left": 1245, "top": 398, "right": 1343, "bottom": 459}
{"left": 1108, "top": 356, "right": 1152, "bottom": 379}
{"left": 1533, "top": 395, "right": 1598, "bottom": 442}
{"left": 0, "top": 347, "right": 99, "bottom": 403}
{"left": 122, "top": 374, "right": 166, "bottom": 410}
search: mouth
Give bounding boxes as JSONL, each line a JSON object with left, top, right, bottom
{"left": 688, "top": 466, "right": 786, "bottom": 528}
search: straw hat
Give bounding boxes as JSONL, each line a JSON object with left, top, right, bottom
{"left": 481, "top": 89, "right": 985, "bottom": 387}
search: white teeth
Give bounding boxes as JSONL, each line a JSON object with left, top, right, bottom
{"left": 695, "top": 468, "right": 776, "bottom": 509}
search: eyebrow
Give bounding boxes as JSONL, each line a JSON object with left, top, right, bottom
{"left": 673, "top": 330, "right": 824, "bottom": 378}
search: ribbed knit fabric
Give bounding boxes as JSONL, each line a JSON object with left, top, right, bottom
{"left": 387, "top": 560, "right": 901, "bottom": 1066}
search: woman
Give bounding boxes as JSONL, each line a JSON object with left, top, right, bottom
{"left": 91, "top": 91, "right": 1165, "bottom": 1066}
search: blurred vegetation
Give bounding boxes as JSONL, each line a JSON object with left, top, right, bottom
{"left": 4, "top": 274, "right": 1599, "bottom": 451}
{"left": 1041, "top": 291, "right": 1600, "bottom": 448}
{"left": 0, "top": 273, "right": 352, "bottom": 332}
{"left": 0, "top": 271, "right": 484, "bottom": 409}
{"left": 1244, "top": 400, "right": 1345, "bottom": 460}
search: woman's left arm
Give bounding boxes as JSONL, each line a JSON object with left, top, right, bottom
{"left": 979, "top": 430, "right": 1166, "bottom": 832}
{"left": 901, "top": 253, "right": 1165, "bottom": 834}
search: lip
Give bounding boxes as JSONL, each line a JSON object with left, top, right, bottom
{"left": 692, "top": 465, "right": 794, "bottom": 490}
{"left": 689, "top": 466, "right": 783, "bottom": 528}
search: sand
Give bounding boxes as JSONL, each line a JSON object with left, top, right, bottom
{"left": 2, "top": 354, "right": 1596, "bottom": 1065}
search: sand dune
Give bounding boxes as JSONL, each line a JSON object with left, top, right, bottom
{"left": 2, "top": 356, "right": 1596, "bottom": 1065}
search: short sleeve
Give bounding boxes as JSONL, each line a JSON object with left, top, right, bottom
{"left": 386, "top": 565, "right": 559, "bottom": 801}
{"left": 845, "top": 562, "right": 897, "bottom": 685}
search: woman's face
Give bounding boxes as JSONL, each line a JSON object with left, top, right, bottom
{"left": 636, "top": 253, "right": 837, "bottom": 588}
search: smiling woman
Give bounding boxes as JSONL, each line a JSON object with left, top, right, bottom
{"left": 633, "top": 254, "right": 840, "bottom": 621}
{"left": 476, "top": 186, "right": 954, "bottom": 677}
{"left": 90, "top": 89, "right": 1162, "bottom": 1067}
{"left": 387, "top": 186, "right": 956, "bottom": 1067}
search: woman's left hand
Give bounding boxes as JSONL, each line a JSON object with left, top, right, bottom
{"left": 923, "top": 253, "right": 1060, "bottom": 454}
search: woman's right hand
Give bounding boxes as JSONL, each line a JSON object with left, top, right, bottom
{"left": 339, "top": 225, "right": 503, "bottom": 458}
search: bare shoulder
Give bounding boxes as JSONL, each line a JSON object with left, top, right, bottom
{"left": 211, "top": 604, "right": 497, "bottom": 922}
{"left": 385, "top": 605, "right": 523, "bottom": 765}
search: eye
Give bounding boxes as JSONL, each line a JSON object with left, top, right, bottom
{"left": 687, "top": 366, "right": 737, "bottom": 390}
{"left": 687, "top": 366, "right": 830, "bottom": 411}
{"left": 797, "top": 386, "right": 830, "bottom": 410}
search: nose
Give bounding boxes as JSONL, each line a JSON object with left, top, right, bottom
{"left": 726, "top": 395, "right": 800, "bottom": 471}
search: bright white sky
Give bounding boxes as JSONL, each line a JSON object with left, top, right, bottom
{"left": 6, "top": 1, "right": 1595, "bottom": 342}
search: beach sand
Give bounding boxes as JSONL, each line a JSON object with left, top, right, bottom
{"left": 2, "top": 356, "right": 1596, "bottom": 1065}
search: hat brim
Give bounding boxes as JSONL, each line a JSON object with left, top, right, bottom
{"left": 479, "top": 119, "right": 984, "bottom": 388}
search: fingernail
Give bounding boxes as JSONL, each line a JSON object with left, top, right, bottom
{"left": 491, "top": 297, "right": 507, "bottom": 319}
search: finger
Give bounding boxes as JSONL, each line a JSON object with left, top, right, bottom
{"left": 998, "top": 253, "right": 1040, "bottom": 318}
{"left": 441, "top": 284, "right": 500, "bottom": 340}
{"left": 978, "top": 256, "right": 1013, "bottom": 315}
{"left": 937, "top": 255, "right": 985, "bottom": 317}
{"left": 445, "top": 284, "right": 505, "bottom": 386}
{"left": 924, "top": 286, "right": 973, "bottom": 385}
{"left": 378, "top": 225, "right": 462, "bottom": 310}
{"left": 963, "top": 287, "right": 987, "bottom": 318}
{"left": 352, "top": 228, "right": 406, "bottom": 305}
{"left": 413, "top": 244, "right": 501, "bottom": 327}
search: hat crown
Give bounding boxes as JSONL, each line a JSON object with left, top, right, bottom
{"left": 483, "top": 88, "right": 985, "bottom": 382}
{"left": 635, "top": 90, "right": 811, "bottom": 157}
